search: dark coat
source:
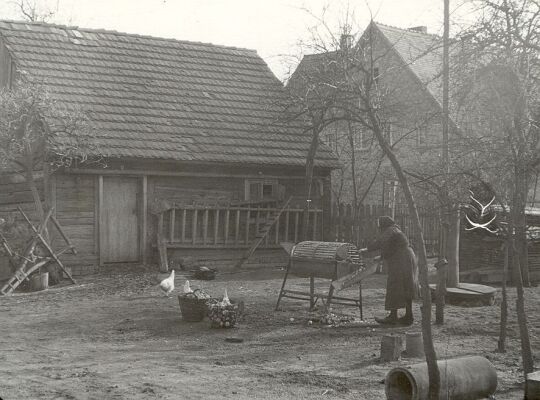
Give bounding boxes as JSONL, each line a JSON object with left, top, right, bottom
{"left": 367, "top": 225, "right": 420, "bottom": 310}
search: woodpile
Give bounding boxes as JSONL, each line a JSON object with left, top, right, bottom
{"left": 460, "top": 230, "right": 540, "bottom": 284}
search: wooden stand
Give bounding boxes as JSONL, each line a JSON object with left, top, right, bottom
{"left": 0, "top": 207, "right": 77, "bottom": 295}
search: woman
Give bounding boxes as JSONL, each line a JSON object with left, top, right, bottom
{"left": 365, "top": 216, "right": 420, "bottom": 326}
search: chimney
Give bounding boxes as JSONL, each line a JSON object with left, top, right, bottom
{"left": 408, "top": 26, "right": 428, "bottom": 34}
{"left": 340, "top": 34, "right": 353, "bottom": 50}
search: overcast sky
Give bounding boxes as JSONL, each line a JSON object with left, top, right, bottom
{"left": 0, "top": 0, "right": 473, "bottom": 80}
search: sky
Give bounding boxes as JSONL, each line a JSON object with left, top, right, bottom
{"left": 0, "top": 0, "right": 474, "bottom": 81}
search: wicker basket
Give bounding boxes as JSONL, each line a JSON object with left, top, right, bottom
{"left": 178, "top": 290, "right": 211, "bottom": 322}
{"left": 207, "top": 303, "right": 239, "bottom": 328}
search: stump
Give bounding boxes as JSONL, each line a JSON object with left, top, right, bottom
{"left": 404, "top": 331, "right": 424, "bottom": 358}
{"left": 526, "top": 371, "right": 540, "bottom": 399}
{"left": 380, "top": 334, "right": 403, "bottom": 362}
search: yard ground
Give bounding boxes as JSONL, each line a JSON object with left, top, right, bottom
{"left": 0, "top": 265, "right": 538, "bottom": 400}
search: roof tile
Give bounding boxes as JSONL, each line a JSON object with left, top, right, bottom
{"left": 0, "top": 20, "right": 338, "bottom": 168}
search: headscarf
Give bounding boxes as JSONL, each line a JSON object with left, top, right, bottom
{"left": 378, "top": 216, "right": 396, "bottom": 231}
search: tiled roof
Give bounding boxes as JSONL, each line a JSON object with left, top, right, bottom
{"left": 290, "top": 22, "right": 447, "bottom": 113}
{"left": 373, "top": 23, "right": 444, "bottom": 106}
{"left": 0, "top": 20, "right": 338, "bottom": 168}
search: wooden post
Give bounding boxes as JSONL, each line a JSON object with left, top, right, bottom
{"left": 141, "top": 176, "right": 148, "bottom": 264}
{"left": 224, "top": 209, "right": 230, "bottom": 245}
{"left": 380, "top": 334, "right": 403, "bottom": 362}
{"left": 309, "top": 276, "right": 315, "bottom": 310}
{"left": 192, "top": 209, "right": 198, "bottom": 245}
{"left": 169, "top": 208, "right": 175, "bottom": 243}
{"left": 157, "top": 212, "right": 168, "bottom": 273}
{"left": 265, "top": 210, "right": 270, "bottom": 246}
{"left": 98, "top": 175, "right": 104, "bottom": 266}
{"left": 214, "top": 209, "right": 220, "bottom": 244}
{"left": 435, "top": 258, "right": 448, "bottom": 325}
{"left": 245, "top": 210, "right": 250, "bottom": 244}
{"left": 181, "top": 209, "right": 186, "bottom": 243}
{"left": 235, "top": 209, "right": 240, "bottom": 244}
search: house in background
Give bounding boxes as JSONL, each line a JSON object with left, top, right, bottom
{"left": 288, "top": 21, "right": 454, "bottom": 211}
{"left": 0, "top": 20, "right": 338, "bottom": 279}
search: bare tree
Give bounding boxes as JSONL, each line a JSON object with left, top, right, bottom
{"left": 11, "top": 0, "right": 58, "bottom": 22}
{"left": 286, "top": 17, "right": 443, "bottom": 398}
{"left": 0, "top": 80, "right": 99, "bottom": 283}
{"left": 453, "top": 0, "right": 539, "bottom": 379}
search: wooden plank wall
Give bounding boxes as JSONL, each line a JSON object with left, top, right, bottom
{"left": 167, "top": 247, "right": 288, "bottom": 271}
{"left": 151, "top": 176, "right": 243, "bottom": 205}
{"left": 0, "top": 171, "right": 44, "bottom": 280}
{"left": 53, "top": 174, "right": 98, "bottom": 275}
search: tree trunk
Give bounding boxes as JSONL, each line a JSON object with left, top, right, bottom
{"left": 370, "top": 115, "right": 440, "bottom": 399}
{"left": 512, "top": 168, "right": 534, "bottom": 376}
{"left": 302, "top": 123, "right": 321, "bottom": 241}
{"left": 446, "top": 207, "right": 460, "bottom": 288}
{"left": 497, "top": 239, "right": 509, "bottom": 353}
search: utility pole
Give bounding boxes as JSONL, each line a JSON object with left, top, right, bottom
{"left": 442, "top": 0, "right": 460, "bottom": 288}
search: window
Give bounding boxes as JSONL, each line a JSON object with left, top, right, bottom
{"left": 245, "top": 179, "right": 280, "bottom": 201}
{"left": 348, "top": 123, "right": 372, "bottom": 151}
{"left": 323, "top": 131, "right": 337, "bottom": 152}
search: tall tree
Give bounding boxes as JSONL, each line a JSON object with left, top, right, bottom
{"left": 286, "top": 18, "right": 442, "bottom": 398}
{"left": 453, "top": 0, "right": 539, "bottom": 378}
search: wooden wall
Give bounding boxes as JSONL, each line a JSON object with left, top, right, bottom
{"left": 0, "top": 171, "right": 44, "bottom": 280}
{"left": 150, "top": 175, "right": 243, "bottom": 206}
{"left": 166, "top": 247, "right": 288, "bottom": 271}
{"left": 52, "top": 174, "right": 98, "bottom": 275}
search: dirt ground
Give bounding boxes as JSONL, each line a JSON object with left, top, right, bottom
{"left": 0, "top": 265, "right": 538, "bottom": 400}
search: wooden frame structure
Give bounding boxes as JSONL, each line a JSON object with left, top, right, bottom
{"left": 275, "top": 241, "right": 377, "bottom": 319}
{"left": 0, "top": 207, "right": 77, "bottom": 295}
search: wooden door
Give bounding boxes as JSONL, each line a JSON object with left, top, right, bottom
{"left": 101, "top": 177, "right": 140, "bottom": 263}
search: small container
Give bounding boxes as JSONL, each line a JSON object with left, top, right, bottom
{"left": 30, "top": 272, "right": 49, "bottom": 292}
{"left": 178, "top": 291, "right": 210, "bottom": 322}
{"left": 404, "top": 331, "right": 424, "bottom": 358}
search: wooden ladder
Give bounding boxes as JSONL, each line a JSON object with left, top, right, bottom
{"left": 234, "top": 196, "right": 292, "bottom": 269}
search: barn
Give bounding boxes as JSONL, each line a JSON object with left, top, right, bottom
{"left": 0, "top": 20, "right": 338, "bottom": 279}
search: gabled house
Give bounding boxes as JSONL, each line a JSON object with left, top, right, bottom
{"left": 288, "top": 21, "right": 453, "bottom": 209}
{"left": 0, "top": 20, "right": 338, "bottom": 279}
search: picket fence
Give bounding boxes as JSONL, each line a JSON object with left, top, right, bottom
{"left": 329, "top": 203, "right": 441, "bottom": 256}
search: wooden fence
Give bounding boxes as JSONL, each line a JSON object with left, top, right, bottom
{"left": 158, "top": 204, "right": 324, "bottom": 248}
{"left": 156, "top": 202, "right": 440, "bottom": 256}
{"left": 329, "top": 203, "right": 441, "bottom": 256}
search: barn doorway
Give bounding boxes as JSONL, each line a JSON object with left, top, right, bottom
{"left": 100, "top": 176, "right": 140, "bottom": 263}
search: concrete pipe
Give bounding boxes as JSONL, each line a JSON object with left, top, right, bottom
{"left": 385, "top": 356, "right": 497, "bottom": 400}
